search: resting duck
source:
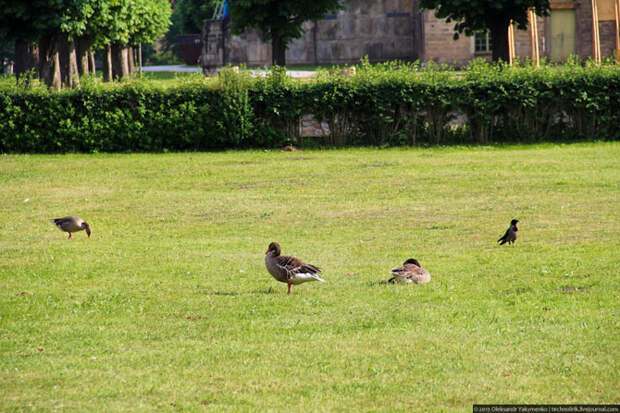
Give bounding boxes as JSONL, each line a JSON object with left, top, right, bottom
{"left": 265, "top": 242, "right": 325, "bottom": 294}
{"left": 51, "top": 216, "right": 91, "bottom": 239}
{"left": 388, "top": 258, "right": 430, "bottom": 284}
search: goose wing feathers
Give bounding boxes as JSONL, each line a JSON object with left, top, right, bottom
{"left": 52, "top": 216, "right": 83, "bottom": 232}
{"left": 391, "top": 263, "right": 424, "bottom": 277}
{"left": 275, "top": 255, "right": 321, "bottom": 276}
{"left": 389, "top": 263, "right": 430, "bottom": 284}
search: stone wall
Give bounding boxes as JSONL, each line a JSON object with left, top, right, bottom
{"left": 575, "top": 0, "right": 594, "bottom": 57}
{"left": 201, "top": 20, "right": 226, "bottom": 74}
{"left": 420, "top": 0, "right": 617, "bottom": 65}
{"left": 598, "top": 21, "right": 617, "bottom": 57}
{"left": 305, "top": 0, "right": 417, "bottom": 64}
{"left": 201, "top": 0, "right": 618, "bottom": 70}
{"left": 203, "top": 0, "right": 417, "bottom": 67}
{"left": 514, "top": 16, "right": 546, "bottom": 59}
{"left": 557, "top": 0, "right": 616, "bottom": 59}
{"left": 420, "top": 11, "right": 474, "bottom": 66}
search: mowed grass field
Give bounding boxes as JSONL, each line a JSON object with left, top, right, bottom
{"left": 0, "top": 143, "right": 618, "bottom": 411}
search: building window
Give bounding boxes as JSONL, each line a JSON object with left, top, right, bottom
{"left": 475, "top": 31, "right": 492, "bottom": 53}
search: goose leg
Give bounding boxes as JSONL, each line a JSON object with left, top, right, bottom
{"left": 287, "top": 284, "right": 292, "bottom": 294}
{"left": 68, "top": 232, "right": 72, "bottom": 240}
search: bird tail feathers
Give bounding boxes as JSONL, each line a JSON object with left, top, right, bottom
{"left": 311, "top": 273, "right": 326, "bottom": 282}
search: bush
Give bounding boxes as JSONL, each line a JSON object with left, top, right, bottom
{"left": 0, "top": 61, "right": 618, "bottom": 153}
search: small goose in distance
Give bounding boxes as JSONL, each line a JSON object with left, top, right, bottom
{"left": 498, "top": 219, "right": 519, "bottom": 246}
{"left": 388, "top": 258, "right": 430, "bottom": 284}
{"left": 265, "top": 242, "right": 325, "bottom": 294}
{"left": 51, "top": 216, "right": 91, "bottom": 239}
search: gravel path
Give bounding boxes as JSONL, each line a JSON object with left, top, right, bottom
{"left": 142, "top": 65, "right": 316, "bottom": 78}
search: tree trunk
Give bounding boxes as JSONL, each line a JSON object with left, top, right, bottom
{"left": 127, "top": 46, "right": 135, "bottom": 74}
{"left": 58, "top": 37, "right": 80, "bottom": 89}
{"left": 271, "top": 33, "right": 286, "bottom": 66}
{"left": 38, "top": 35, "right": 61, "bottom": 90}
{"left": 89, "top": 51, "right": 96, "bottom": 76}
{"left": 14, "top": 39, "right": 38, "bottom": 82}
{"left": 76, "top": 36, "right": 91, "bottom": 76}
{"left": 489, "top": 18, "right": 511, "bottom": 62}
{"left": 138, "top": 43, "right": 142, "bottom": 77}
{"left": 102, "top": 46, "right": 112, "bottom": 82}
{"left": 111, "top": 44, "right": 129, "bottom": 80}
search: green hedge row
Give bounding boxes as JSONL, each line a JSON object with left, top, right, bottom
{"left": 0, "top": 60, "right": 618, "bottom": 152}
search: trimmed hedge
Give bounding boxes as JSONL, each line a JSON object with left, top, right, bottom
{"left": 0, "top": 60, "right": 618, "bottom": 152}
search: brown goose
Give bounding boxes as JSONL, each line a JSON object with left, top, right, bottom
{"left": 51, "top": 216, "right": 91, "bottom": 239}
{"left": 265, "top": 242, "right": 325, "bottom": 294}
{"left": 498, "top": 219, "right": 519, "bottom": 246}
{"left": 388, "top": 258, "right": 430, "bottom": 284}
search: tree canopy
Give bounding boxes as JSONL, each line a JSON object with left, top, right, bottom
{"left": 173, "top": 0, "right": 216, "bottom": 34}
{"left": 0, "top": 0, "right": 171, "bottom": 86}
{"left": 419, "top": 0, "right": 550, "bottom": 61}
{"left": 228, "top": 0, "right": 343, "bottom": 66}
{"left": 85, "top": 0, "right": 170, "bottom": 49}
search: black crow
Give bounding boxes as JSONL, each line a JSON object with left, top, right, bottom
{"left": 498, "top": 219, "right": 519, "bottom": 246}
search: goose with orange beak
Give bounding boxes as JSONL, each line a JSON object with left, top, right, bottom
{"left": 265, "top": 242, "right": 325, "bottom": 294}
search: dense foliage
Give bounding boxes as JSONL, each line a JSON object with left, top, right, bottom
{"left": 0, "top": 0, "right": 171, "bottom": 86}
{"left": 419, "top": 0, "right": 550, "bottom": 62}
{"left": 0, "top": 60, "right": 618, "bottom": 153}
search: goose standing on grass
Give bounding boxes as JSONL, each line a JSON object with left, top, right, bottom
{"left": 265, "top": 242, "right": 325, "bottom": 294}
{"left": 498, "top": 219, "right": 519, "bottom": 246}
{"left": 51, "top": 216, "right": 91, "bottom": 239}
{"left": 388, "top": 258, "right": 430, "bottom": 284}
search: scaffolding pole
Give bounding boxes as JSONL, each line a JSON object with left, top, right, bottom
{"left": 508, "top": 21, "right": 516, "bottom": 65}
{"left": 615, "top": 0, "right": 619, "bottom": 57}
{"left": 591, "top": 0, "right": 601, "bottom": 63}
{"left": 528, "top": 8, "right": 540, "bottom": 68}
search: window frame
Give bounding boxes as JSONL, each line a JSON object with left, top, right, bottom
{"left": 474, "top": 31, "right": 492, "bottom": 54}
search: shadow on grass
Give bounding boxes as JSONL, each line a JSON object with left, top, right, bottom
{"left": 198, "top": 287, "right": 279, "bottom": 296}
{"left": 368, "top": 280, "right": 391, "bottom": 287}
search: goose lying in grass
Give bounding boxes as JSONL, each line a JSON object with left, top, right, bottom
{"left": 388, "top": 258, "right": 430, "bottom": 284}
{"left": 51, "top": 216, "right": 91, "bottom": 239}
{"left": 265, "top": 242, "right": 325, "bottom": 294}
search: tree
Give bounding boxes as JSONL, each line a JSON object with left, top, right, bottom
{"left": 228, "top": 0, "right": 343, "bottom": 66}
{"left": 58, "top": 0, "right": 97, "bottom": 88}
{"left": 419, "top": 0, "right": 550, "bottom": 62}
{"left": 83, "top": 0, "right": 171, "bottom": 81}
{"left": 0, "top": 0, "right": 66, "bottom": 88}
{"left": 0, "top": 0, "right": 95, "bottom": 88}
{"left": 126, "top": 0, "right": 172, "bottom": 77}
{"left": 0, "top": 0, "right": 171, "bottom": 86}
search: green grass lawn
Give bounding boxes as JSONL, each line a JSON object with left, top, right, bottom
{"left": 0, "top": 143, "right": 618, "bottom": 411}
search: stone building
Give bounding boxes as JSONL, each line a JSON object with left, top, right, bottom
{"left": 201, "top": 0, "right": 619, "bottom": 70}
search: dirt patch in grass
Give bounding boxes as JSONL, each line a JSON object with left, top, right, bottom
{"left": 281, "top": 145, "right": 302, "bottom": 152}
